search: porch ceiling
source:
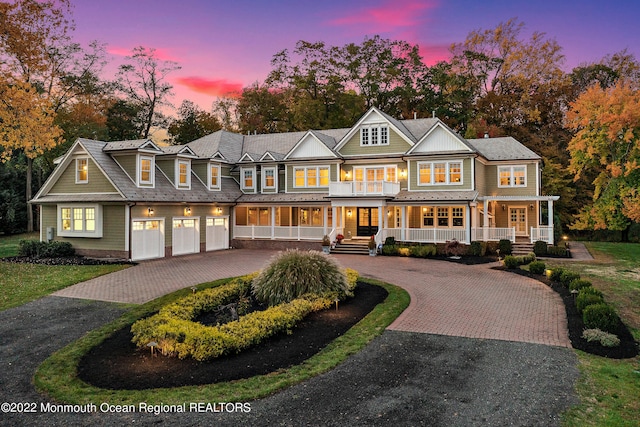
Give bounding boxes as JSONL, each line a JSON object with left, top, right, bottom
{"left": 478, "top": 195, "right": 559, "bottom": 201}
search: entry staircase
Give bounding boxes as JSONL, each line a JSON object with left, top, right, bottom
{"left": 511, "top": 237, "right": 534, "bottom": 256}
{"left": 330, "top": 238, "right": 370, "bottom": 255}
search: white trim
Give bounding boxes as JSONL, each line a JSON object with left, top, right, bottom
{"left": 260, "top": 152, "right": 277, "bottom": 161}
{"left": 293, "top": 165, "right": 330, "bottom": 188}
{"left": 124, "top": 205, "right": 130, "bottom": 252}
{"left": 239, "top": 153, "right": 255, "bottom": 162}
{"left": 407, "top": 121, "right": 473, "bottom": 154}
{"left": 241, "top": 166, "right": 256, "bottom": 191}
{"left": 360, "top": 124, "right": 389, "bottom": 146}
{"left": 334, "top": 107, "right": 415, "bottom": 151}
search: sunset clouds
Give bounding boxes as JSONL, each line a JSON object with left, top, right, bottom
{"left": 330, "top": 0, "right": 437, "bottom": 32}
{"left": 175, "top": 77, "right": 243, "bottom": 98}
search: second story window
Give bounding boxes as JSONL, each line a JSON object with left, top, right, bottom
{"left": 209, "top": 164, "right": 220, "bottom": 190}
{"left": 76, "top": 158, "right": 88, "bottom": 183}
{"left": 360, "top": 125, "right": 389, "bottom": 146}
{"left": 241, "top": 168, "right": 255, "bottom": 190}
{"left": 177, "top": 160, "right": 190, "bottom": 188}
{"left": 139, "top": 155, "right": 154, "bottom": 186}
{"left": 418, "top": 161, "right": 463, "bottom": 186}
{"left": 263, "top": 167, "right": 276, "bottom": 189}
{"left": 498, "top": 165, "right": 526, "bottom": 187}
{"left": 293, "top": 166, "right": 329, "bottom": 188}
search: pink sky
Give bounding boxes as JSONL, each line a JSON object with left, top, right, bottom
{"left": 71, "top": 0, "right": 640, "bottom": 113}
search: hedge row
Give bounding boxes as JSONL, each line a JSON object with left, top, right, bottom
{"left": 546, "top": 267, "right": 620, "bottom": 335}
{"left": 503, "top": 252, "right": 536, "bottom": 269}
{"left": 18, "top": 240, "right": 75, "bottom": 258}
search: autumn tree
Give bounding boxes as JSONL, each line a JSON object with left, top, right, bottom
{"left": 168, "top": 100, "right": 221, "bottom": 143}
{"left": 566, "top": 81, "right": 640, "bottom": 239}
{"left": 116, "top": 46, "right": 181, "bottom": 139}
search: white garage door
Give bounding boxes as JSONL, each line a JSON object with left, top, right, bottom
{"left": 206, "top": 217, "right": 229, "bottom": 251}
{"left": 131, "top": 219, "right": 164, "bottom": 261}
{"left": 173, "top": 218, "right": 200, "bottom": 256}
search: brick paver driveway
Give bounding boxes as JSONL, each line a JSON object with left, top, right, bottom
{"left": 54, "top": 250, "right": 570, "bottom": 348}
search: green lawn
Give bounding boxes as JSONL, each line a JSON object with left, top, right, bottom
{"left": 551, "top": 242, "right": 640, "bottom": 427}
{"left": 0, "top": 232, "right": 129, "bottom": 311}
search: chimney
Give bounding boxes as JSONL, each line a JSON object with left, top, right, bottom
{"left": 432, "top": 110, "right": 436, "bottom": 118}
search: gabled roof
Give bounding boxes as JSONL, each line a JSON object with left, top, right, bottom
{"left": 284, "top": 130, "right": 340, "bottom": 160}
{"left": 160, "top": 145, "right": 197, "bottom": 157}
{"left": 407, "top": 120, "right": 475, "bottom": 155}
{"left": 467, "top": 137, "right": 541, "bottom": 161}
{"left": 186, "top": 130, "right": 244, "bottom": 163}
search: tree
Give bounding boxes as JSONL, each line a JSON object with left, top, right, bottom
{"left": 116, "top": 46, "right": 180, "bottom": 138}
{"left": 566, "top": 81, "right": 640, "bottom": 238}
{"left": 168, "top": 100, "right": 221, "bottom": 143}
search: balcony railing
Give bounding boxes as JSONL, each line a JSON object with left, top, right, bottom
{"left": 329, "top": 180, "right": 400, "bottom": 197}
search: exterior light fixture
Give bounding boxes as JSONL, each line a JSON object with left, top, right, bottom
{"left": 502, "top": 204, "right": 506, "bottom": 211}
{"left": 216, "top": 207, "right": 222, "bottom": 215}
{"left": 148, "top": 207, "right": 154, "bottom": 216}
{"left": 347, "top": 209, "right": 352, "bottom": 217}
{"left": 530, "top": 203, "right": 534, "bottom": 210}
{"left": 185, "top": 207, "right": 191, "bottom": 215}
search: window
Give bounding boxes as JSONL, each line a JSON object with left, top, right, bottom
{"left": 452, "top": 207, "right": 464, "bottom": 227}
{"left": 76, "top": 158, "right": 88, "bottom": 183}
{"left": 293, "top": 166, "right": 330, "bottom": 188}
{"left": 58, "top": 205, "right": 102, "bottom": 237}
{"left": 360, "top": 125, "right": 389, "bottom": 146}
{"left": 498, "top": 165, "right": 527, "bottom": 187}
{"left": 139, "top": 156, "right": 154, "bottom": 185}
{"left": 241, "top": 168, "right": 255, "bottom": 190}
{"left": 209, "top": 164, "right": 220, "bottom": 190}
{"left": 437, "top": 207, "right": 449, "bottom": 227}
{"left": 422, "top": 207, "right": 434, "bottom": 226}
{"left": 177, "top": 160, "right": 190, "bottom": 188}
{"left": 263, "top": 167, "right": 276, "bottom": 189}
{"left": 417, "top": 161, "right": 464, "bottom": 186}
{"left": 353, "top": 166, "right": 398, "bottom": 183}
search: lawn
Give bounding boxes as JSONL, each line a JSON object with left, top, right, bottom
{"left": 0, "top": 232, "right": 129, "bottom": 311}
{"left": 550, "top": 242, "right": 640, "bottom": 427}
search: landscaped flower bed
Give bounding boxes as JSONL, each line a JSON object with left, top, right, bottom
{"left": 131, "top": 263, "right": 360, "bottom": 361}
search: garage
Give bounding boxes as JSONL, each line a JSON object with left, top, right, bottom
{"left": 206, "top": 217, "right": 229, "bottom": 251}
{"left": 172, "top": 217, "right": 200, "bottom": 256}
{"left": 131, "top": 219, "right": 164, "bottom": 261}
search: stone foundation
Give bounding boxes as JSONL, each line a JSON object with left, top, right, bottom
{"left": 75, "top": 248, "right": 129, "bottom": 260}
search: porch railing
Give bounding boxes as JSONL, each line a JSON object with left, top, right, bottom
{"left": 382, "top": 228, "right": 468, "bottom": 244}
{"left": 234, "top": 225, "right": 325, "bottom": 241}
{"left": 329, "top": 180, "right": 400, "bottom": 197}
{"left": 530, "top": 226, "right": 554, "bottom": 244}
{"left": 471, "top": 227, "right": 516, "bottom": 242}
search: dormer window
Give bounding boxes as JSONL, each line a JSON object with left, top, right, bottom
{"left": 177, "top": 159, "right": 191, "bottom": 189}
{"left": 262, "top": 166, "right": 276, "bottom": 190}
{"left": 76, "top": 158, "right": 88, "bottom": 184}
{"left": 139, "top": 155, "right": 154, "bottom": 186}
{"left": 241, "top": 167, "right": 255, "bottom": 191}
{"left": 209, "top": 164, "right": 221, "bottom": 190}
{"left": 361, "top": 125, "right": 389, "bottom": 146}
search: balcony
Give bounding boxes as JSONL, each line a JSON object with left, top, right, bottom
{"left": 329, "top": 180, "right": 400, "bottom": 197}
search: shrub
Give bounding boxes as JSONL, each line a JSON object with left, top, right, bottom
{"left": 533, "top": 240, "right": 548, "bottom": 256}
{"left": 18, "top": 239, "right": 75, "bottom": 258}
{"left": 576, "top": 292, "right": 604, "bottom": 314}
{"left": 322, "top": 235, "right": 331, "bottom": 246}
{"left": 547, "top": 246, "right": 569, "bottom": 257}
{"left": 529, "top": 260, "right": 546, "bottom": 275}
{"left": 251, "top": 250, "right": 349, "bottom": 306}
{"left": 469, "top": 241, "right": 486, "bottom": 257}
{"left": 498, "top": 239, "right": 512, "bottom": 256}
{"left": 368, "top": 236, "right": 377, "bottom": 250}
{"left": 410, "top": 244, "right": 436, "bottom": 258}
{"left": 559, "top": 270, "right": 581, "bottom": 288}
{"left": 384, "top": 236, "right": 396, "bottom": 245}
{"left": 504, "top": 255, "right": 520, "bottom": 269}
{"left": 444, "top": 239, "right": 466, "bottom": 257}
{"left": 521, "top": 252, "right": 536, "bottom": 265}
{"left": 382, "top": 244, "right": 399, "bottom": 256}
{"left": 569, "top": 279, "right": 592, "bottom": 291}
{"left": 582, "top": 329, "right": 621, "bottom": 347}
{"left": 583, "top": 303, "right": 620, "bottom": 333}
{"left": 398, "top": 247, "right": 411, "bottom": 257}
{"left": 579, "top": 286, "right": 603, "bottom": 299}
{"left": 548, "top": 267, "right": 566, "bottom": 282}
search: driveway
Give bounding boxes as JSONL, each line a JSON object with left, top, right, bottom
{"left": 1, "top": 250, "right": 578, "bottom": 426}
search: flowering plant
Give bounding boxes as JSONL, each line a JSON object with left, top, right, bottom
{"left": 336, "top": 234, "right": 344, "bottom": 243}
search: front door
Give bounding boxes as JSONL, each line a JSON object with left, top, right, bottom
{"left": 357, "top": 207, "right": 379, "bottom": 237}
{"left": 509, "top": 207, "right": 527, "bottom": 235}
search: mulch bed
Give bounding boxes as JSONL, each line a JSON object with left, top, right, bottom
{"left": 497, "top": 267, "right": 639, "bottom": 359}
{"left": 78, "top": 282, "right": 388, "bottom": 390}
{"left": 3, "top": 256, "right": 133, "bottom": 266}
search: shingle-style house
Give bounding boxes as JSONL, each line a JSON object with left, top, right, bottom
{"left": 31, "top": 107, "right": 559, "bottom": 261}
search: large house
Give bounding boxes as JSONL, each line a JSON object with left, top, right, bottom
{"left": 31, "top": 107, "right": 559, "bottom": 261}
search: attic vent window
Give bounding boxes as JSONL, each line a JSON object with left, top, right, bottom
{"left": 360, "top": 125, "right": 389, "bottom": 146}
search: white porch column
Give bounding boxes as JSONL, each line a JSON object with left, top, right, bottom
{"left": 465, "top": 205, "right": 471, "bottom": 243}
{"left": 401, "top": 206, "right": 407, "bottom": 241}
{"left": 483, "top": 199, "right": 489, "bottom": 241}
{"left": 378, "top": 204, "right": 383, "bottom": 242}
{"left": 323, "top": 206, "right": 328, "bottom": 236}
{"left": 271, "top": 207, "right": 276, "bottom": 239}
{"left": 548, "top": 199, "right": 554, "bottom": 244}
{"left": 332, "top": 206, "right": 338, "bottom": 231}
